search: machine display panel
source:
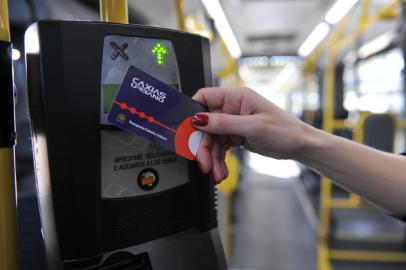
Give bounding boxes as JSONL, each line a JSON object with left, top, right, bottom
{"left": 100, "top": 35, "right": 188, "bottom": 199}
{"left": 101, "top": 35, "right": 181, "bottom": 122}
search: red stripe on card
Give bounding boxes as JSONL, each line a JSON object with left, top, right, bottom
{"left": 113, "top": 101, "right": 176, "bottom": 133}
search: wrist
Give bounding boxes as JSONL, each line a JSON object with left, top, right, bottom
{"left": 295, "top": 124, "right": 330, "bottom": 166}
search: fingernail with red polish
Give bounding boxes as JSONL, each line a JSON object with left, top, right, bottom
{"left": 192, "top": 113, "right": 208, "bottom": 127}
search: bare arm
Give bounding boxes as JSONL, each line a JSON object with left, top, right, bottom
{"left": 298, "top": 126, "right": 406, "bottom": 215}
{"left": 192, "top": 87, "right": 406, "bottom": 215}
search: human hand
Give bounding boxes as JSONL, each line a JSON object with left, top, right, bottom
{"left": 192, "top": 87, "right": 313, "bottom": 183}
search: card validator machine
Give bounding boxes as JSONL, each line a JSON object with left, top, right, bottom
{"left": 25, "top": 21, "right": 226, "bottom": 269}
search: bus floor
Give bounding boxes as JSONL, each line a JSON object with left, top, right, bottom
{"left": 228, "top": 167, "right": 318, "bottom": 270}
{"left": 227, "top": 165, "right": 406, "bottom": 270}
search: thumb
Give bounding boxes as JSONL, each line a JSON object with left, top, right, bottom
{"left": 191, "top": 113, "right": 251, "bottom": 136}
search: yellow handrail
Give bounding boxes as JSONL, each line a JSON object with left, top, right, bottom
{"left": 314, "top": 1, "right": 403, "bottom": 269}
{"left": 0, "top": 149, "right": 18, "bottom": 270}
{"left": 174, "top": 0, "right": 187, "bottom": 31}
{"left": 303, "top": 0, "right": 401, "bottom": 75}
{"left": 100, "top": 0, "right": 128, "bottom": 24}
{"left": 0, "top": 0, "right": 9, "bottom": 42}
{"left": 217, "top": 151, "right": 240, "bottom": 259}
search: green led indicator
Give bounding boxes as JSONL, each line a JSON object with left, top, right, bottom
{"left": 152, "top": 43, "right": 168, "bottom": 65}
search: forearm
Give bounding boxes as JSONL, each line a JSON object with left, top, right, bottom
{"left": 297, "top": 125, "right": 406, "bottom": 215}
{"left": 192, "top": 87, "right": 406, "bottom": 213}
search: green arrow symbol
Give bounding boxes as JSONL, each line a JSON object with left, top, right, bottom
{"left": 152, "top": 43, "right": 168, "bottom": 65}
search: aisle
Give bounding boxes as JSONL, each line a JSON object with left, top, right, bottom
{"left": 230, "top": 169, "right": 317, "bottom": 270}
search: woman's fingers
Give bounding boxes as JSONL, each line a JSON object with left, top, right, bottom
{"left": 192, "top": 112, "right": 253, "bottom": 137}
{"left": 196, "top": 133, "right": 231, "bottom": 184}
{"left": 210, "top": 139, "right": 225, "bottom": 183}
{"left": 230, "top": 135, "right": 245, "bottom": 148}
{"left": 209, "top": 137, "right": 232, "bottom": 184}
{"left": 219, "top": 144, "right": 230, "bottom": 183}
{"left": 221, "top": 159, "right": 229, "bottom": 183}
{"left": 193, "top": 87, "right": 271, "bottom": 115}
{"left": 196, "top": 133, "right": 213, "bottom": 174}
{"left": 193, "top": 87, "right": 230, "bottom": 110}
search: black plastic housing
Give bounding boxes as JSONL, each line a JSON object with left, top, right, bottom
{"left": 0, "top": 41, "right": 15, "bottom": 147}
{"left": 26, "top": 21, "right": 217, "bottom": 268}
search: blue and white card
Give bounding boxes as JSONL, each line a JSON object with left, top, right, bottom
{"left": 108, "top": 65, "right": 207, "bottom": 160}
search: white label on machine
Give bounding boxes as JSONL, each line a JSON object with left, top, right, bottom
{"left": 101, "top": 130, "right": 189, "bottom": 198}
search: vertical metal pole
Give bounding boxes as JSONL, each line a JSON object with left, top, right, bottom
{"left": 318, "top": 51, "right": 336, "bottom": 270}
{"left": 174, "top": 0, "right": 187, "bottom": 31}
{"left": 0, "top": 0, "right": 9, "bottom": 41}
{"left": 99, "top": 0, "right": 128, "bottom": 24}
{"left": 0, "top": 0, "right": 18, "bottom": 270}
